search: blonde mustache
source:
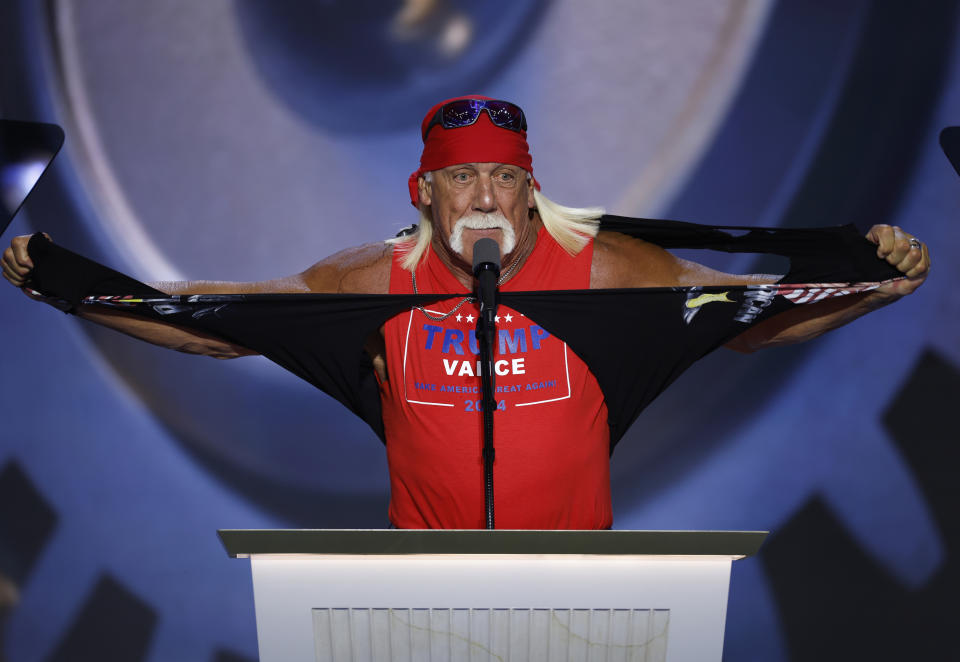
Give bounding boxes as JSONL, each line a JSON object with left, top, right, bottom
{"left": 449, "top": 213, "right": 517, "bottom": 255}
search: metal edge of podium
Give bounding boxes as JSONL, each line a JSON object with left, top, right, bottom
{"left": 217, "top": 529, "right": 768, "bottom": 559}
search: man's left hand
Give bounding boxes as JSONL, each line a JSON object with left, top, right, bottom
{"left": 866, "top": 224, "right": 930, "bottom": 300}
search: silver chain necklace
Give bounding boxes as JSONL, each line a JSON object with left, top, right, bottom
{"left": 411, "top": 255, "right": 522, "bottom": 321}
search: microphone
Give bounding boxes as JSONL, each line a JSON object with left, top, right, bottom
{"left": 472, "top": 238, "right": 500, "bottom": 329}
{"left": 472, "top": 237, "right": 500, "bottom": 529}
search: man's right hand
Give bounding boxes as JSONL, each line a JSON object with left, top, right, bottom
{"left": 1, "top": 233, "right": 46, "bottom": 288}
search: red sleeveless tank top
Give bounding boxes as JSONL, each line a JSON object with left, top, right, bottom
{"left": 382, "top": 227, "right": 611, "bottom": 529}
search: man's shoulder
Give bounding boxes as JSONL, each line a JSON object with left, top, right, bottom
{"left": 300, "top": 241, "right": 392, "bottom": 294}
{"left": 589, "top": 230, "right": 683, "bottom": 288}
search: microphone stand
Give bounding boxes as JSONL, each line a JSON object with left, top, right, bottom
{"left": 473, "top": 239, "right": 500, "bottom": 529}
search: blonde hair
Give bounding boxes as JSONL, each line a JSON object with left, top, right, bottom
{"left": 388, "top": 174, "right": 604, "bottom": 272}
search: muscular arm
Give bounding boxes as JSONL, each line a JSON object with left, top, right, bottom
{"left": 3, "top": 235, "right": 392, "bottom": 358}
{"left": 148, "top": 242, "right": 393, "bottom": 296}
{"left": 76, "top": 306, "right": 258, "bottom": 359}
{"left": 727, "top": 224, "right": 929, "bottom": 352}
{"left": 723, "top": 291, "right": 884, "bottom": 352}
{"left": 590, "top": 224, "right": 930, "bottom": 352}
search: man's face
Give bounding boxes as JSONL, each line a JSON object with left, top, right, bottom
{"left": 420, "top": 162, "right": 536, "bottom": 266}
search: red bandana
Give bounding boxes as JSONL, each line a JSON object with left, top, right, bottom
{"left": 407, "top": 95, "right": 538, "bottom": 207}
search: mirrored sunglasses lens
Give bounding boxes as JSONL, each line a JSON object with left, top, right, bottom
{"left": 441, "top": 100, "right": 482, "bottom": 128}
{"left": 485, "top": 102, "right": 525, "bottom": 130}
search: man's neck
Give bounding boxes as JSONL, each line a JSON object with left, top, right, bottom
{"left": 431, "top": 216, "right": 542, "bottom": 290}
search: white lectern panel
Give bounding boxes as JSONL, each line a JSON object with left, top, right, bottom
{"left": 312, "top": 607, "right": 670, "bottom": 661}
{"left": 250, "top": 555, "right": 732, "bottom": 662}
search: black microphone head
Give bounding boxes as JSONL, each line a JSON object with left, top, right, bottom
{"left": 472, "top": 238, "right": 501, "bottom": 274}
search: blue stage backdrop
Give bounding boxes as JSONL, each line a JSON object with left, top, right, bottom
{"left": 1, "top": 1, "right": 958, "bottom": 660}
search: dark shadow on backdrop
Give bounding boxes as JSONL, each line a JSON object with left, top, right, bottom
{"left": 0, "top": 120, "right": 63, "bottom": 237}
{"left": 614, "top": 0, "right": 958, "bottom": 514}
{"left": 758, "top": 348, "right": 960, "bottom": 660}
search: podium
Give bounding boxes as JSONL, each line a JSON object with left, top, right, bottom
{"left": 219, "top": 529, "right": 764, "bottom": 662}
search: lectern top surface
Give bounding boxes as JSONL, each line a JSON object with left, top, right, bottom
{"left": 217, "top": 529, "right": 767, "bottom": 559}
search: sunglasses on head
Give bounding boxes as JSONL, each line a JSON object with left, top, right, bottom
{"left": 423, "top": 99, "right": 528, "bottom": 140}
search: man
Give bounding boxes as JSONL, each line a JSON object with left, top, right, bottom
{"left": 1, "top": 96, "right": 930, "bottom": 529}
